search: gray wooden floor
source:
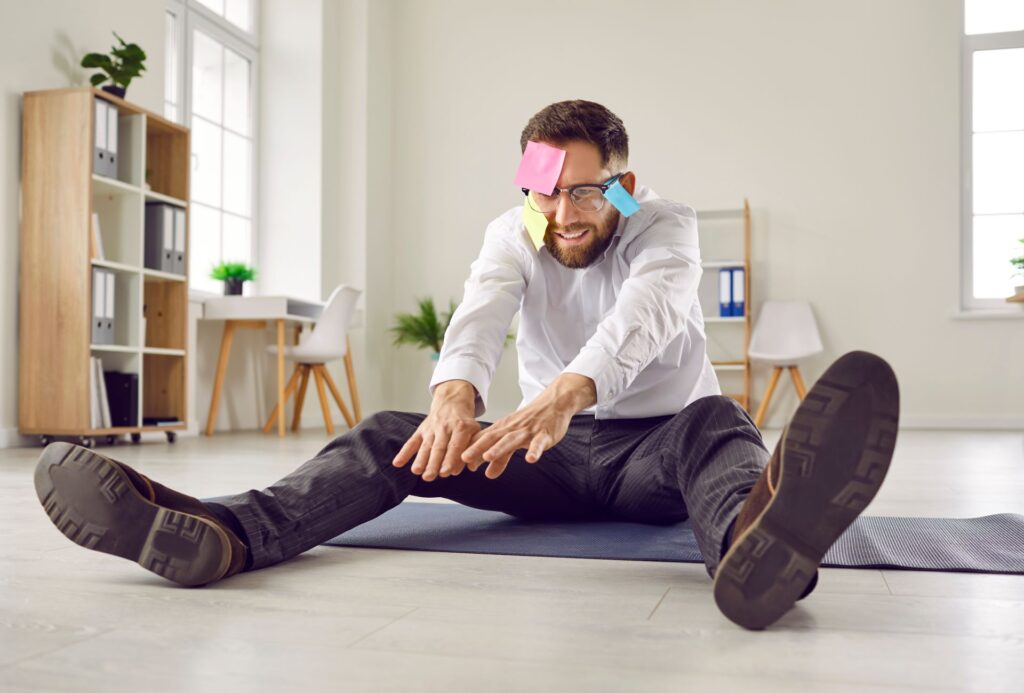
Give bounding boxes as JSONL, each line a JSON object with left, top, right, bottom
{"left": 3, "top": 426, "right": 1024, "bottom": 692}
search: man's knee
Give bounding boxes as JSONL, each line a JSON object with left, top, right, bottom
{"left": 675, "top": 395, "right": 745, "bottom": 425}
{"left": 358, "top": 409, "right": 423, "bottom": 432}
{"left": 316, "top": 410, "right": 425, "bottom": 461}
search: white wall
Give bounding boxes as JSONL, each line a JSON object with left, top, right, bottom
{"left": 0, "top": 1, "right": 164, "bottom": 446}
{"left": 257, "top": 0, "right": 322, "bottom": 301}
{"left": 381, "top": 0, "right": 1024, "bottom": 427}
{"left": 320, "top": 0, "right": 395, "bottom": 418}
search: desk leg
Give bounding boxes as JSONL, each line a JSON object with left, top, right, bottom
{"left": 276, "top": 319, "right": 286, "bottom": 437}
{"left": 205, "top": 321, "right": 237, "bottom": 436}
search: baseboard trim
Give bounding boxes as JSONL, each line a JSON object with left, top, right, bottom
{"left": 0, "top": 428, "right": 37, "bottom": 449}
{"left": 898, "top": 416, "right": 1024, "bottom": 431}
{"left": 747, "top": 417, "right": 1023, "bottom": 434}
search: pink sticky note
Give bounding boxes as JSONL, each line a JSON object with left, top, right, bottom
{"left": 513, "top": 141, "right": 566, "bottom": 195}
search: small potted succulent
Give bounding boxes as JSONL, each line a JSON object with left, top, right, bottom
{"left": 81, "top": 32, "right": 147, "bottom": 99}
{"left": 1012, "top": 238, "right": 1024, "bottom": 298}
{"left": 211, "top": 262, "right": 257, "bottom": 296}
{"left": 391, "top": 297, "right": 514, "bottom": 360}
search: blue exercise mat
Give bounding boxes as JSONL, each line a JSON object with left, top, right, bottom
{"left": 324, "top": 502, "right": 1024, "bottom": 574}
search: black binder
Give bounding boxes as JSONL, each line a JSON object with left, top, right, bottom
{"left": 103, "top": 371, "right": 138, "bottom": 427}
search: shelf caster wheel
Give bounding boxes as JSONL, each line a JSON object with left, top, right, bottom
{"left": 166, "top": 431, "right": 177, "bottom": 444}
{"left": 106, "top": 435, "right": 117, "bottom": 446}
{"left": 79, "top": 436, "right": 95, "bottom": 448}
{"left": 40, "top": 436, "right": 51, "bottom": 448}
{"left": 131, "top": 433, "right": 142, "bottom": 444}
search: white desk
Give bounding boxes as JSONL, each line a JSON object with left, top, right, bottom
{"left": 200, "top": 295, "right": 362, "bottom": 437}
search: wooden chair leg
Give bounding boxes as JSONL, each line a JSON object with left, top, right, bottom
{"left": 753, "top": 367, "right": 784, "bottom": 428}
{"left": 343, "top": 336, "right": 362, "bottom": 422}
{"left": 319, "top": 364, "right": 356, "bottom": 429}
{"left": 789, "top": 366, "right": 808, "bottom": 400}
{"left": 275, "top": 319, "right": 287, "bottom": 437}
{"left": 312, "top": 365, "right": 335, "bottom": 435}
{"left": 205, "top": 321, "right": 236, "bottom": 436}
{"left": 262, "top": 364, "right": 303, "bottom": 433}
{"left": 291, "top": 365, "right": 311, "bottom": 432}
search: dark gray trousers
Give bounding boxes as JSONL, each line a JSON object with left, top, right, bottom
{"left": 208, "top": 394, "right": 769, "bottom": 575}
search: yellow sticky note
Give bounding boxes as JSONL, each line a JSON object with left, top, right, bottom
{"left": 522, "top": 197, "right": 548, "bottom": 250}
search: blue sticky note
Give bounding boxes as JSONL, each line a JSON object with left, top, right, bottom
{"left": 603, "top": 180, "right": 641, "bottom": 217}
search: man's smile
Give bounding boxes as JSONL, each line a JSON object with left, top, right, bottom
{"left": 555, "top": 228, "right": 589, "bottom": 244}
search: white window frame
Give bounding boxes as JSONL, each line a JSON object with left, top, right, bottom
{"left": 960, "top": 8, "right": 1024, "bottom": 313}
{"left": 166, "top": 0, "right": 260, "bottom": 297}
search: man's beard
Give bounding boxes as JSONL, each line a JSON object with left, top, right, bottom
{"left": 543, "top": 219, "right": 617, "bottom": 269}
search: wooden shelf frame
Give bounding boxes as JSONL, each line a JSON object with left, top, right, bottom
{"left": 698, "top": 199, "right": 752, "bottom": 411}
{"left": 19, "top": 87, "right": 191, "bottom": 440}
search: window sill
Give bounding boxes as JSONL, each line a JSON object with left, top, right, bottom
{"left": 950, "top": 307, "right": 1024, "bottom": 320}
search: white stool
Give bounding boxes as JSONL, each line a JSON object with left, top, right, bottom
{"left": 262, "top": 285, "right": 363, "bottom": 434}
{"left": 748, "top": 300, "right": 823, "bottom": 428}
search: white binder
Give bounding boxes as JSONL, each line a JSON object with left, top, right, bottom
{"left": 173, "top": 208, "right": 186, "bottom": 275}
{"left": 91, "top": 268, "right": 105, "bottom": 344}
{"left": 95, "top": 357, "right": 112, "bottom": 428}
{"left": 90, "top": 212, "right": 105, "bottom": 260}
{"left": 93, "top": 269, "right": 104, "bottom": 315}
{"left": 732, "top": 267, "right": 746, "bottom": 316}
{"left": 719, "top": 269, "right": 731, "bottom": 317}
{"left": 89, "top": 357, "right": 100, "bottom": 429}
{"left": 106, "top": 102, "right": 118, "bottom": 156}
{"left": 163, "top": 210, "right": 175, "bottom": 273}
{"left": 93, "top": 99, "right": 109, "bottom": 177}
{"left": 94, "top": 100, "right": 107, "bottom": 150}
{"left": 104, "top": 271, "right": 116, "bottom": 343}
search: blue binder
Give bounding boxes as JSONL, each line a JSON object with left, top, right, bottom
{"left": 719, "top": 269, "right": 732, "bottom": 317}
{"left": 732, "top": 267, "right": 745, "bottom": 317}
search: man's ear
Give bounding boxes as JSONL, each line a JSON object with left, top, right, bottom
{"left": 620, "top": 171, "right": 637, "bottom": 195}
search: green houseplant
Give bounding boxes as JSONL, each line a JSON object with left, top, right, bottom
{"left": 211, "top": 262, "right": 256, "bottom": 296}
{"left": 391, "top": 297, "right": 514, "bottom": 360}
{"left": 81, "top": 32, "right": 147, "bottom": 99}
{"left": 1012, "top": 238, "right": 1024, "bottom": 296}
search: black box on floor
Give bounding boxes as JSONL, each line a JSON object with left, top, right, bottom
{"left": 103, "top": 371, "right": 138, "bottom": 427}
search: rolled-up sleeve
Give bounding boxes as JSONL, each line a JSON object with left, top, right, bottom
{"left": 563, "top": 206, "right": 702, "bottom": 404}
{"left": 429, "top": 217, "right": 528, "bottom": 417}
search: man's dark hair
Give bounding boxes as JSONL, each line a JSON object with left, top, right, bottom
{"left": 520, "top": 100, "right": 629, "bottom": 172}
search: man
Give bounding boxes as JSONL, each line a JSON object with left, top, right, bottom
{"left": 35, "top": 100, "right": 899, "bottom": 630}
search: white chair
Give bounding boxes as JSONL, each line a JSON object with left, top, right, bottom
{"left": 262, "top": 285, "right": 363, "bottom": 434}
{"left": 748, "top": 300, "right": 823, "bottom": 428}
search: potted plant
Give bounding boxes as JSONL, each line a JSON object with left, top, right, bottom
{"left": 211, "top": 262, "right": 257, "bottom": 296}
{"left": 1012, "top": 238, "right": 1024, "bottom": 297}
{"left": 81, "top": 32, "right": 147, "bottom": 99}
{"left": 390, "top": 297, "right": 514, "bottom": 360}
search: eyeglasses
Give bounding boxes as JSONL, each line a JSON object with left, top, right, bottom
{"left": 522, "top": 173, "right": 624, "bottom": 214}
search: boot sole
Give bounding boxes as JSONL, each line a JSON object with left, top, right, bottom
{"left": 34, "top": 442, "right": 232, "bottom": 587}
{"left": 713, "top": 351, "right": 900, "bottom": 629}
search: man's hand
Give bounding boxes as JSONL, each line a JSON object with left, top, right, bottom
{"left": 392, "top": 380, "right": 481, "bottom": 482}
{"left": 461, "top": 373, "right": 597, "bottom": 480}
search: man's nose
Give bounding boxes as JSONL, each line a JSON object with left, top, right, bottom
{"left": 552, "top": 191, "right": 579, "bottom": 227}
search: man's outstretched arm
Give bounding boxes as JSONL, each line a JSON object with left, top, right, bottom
{"left": 395, "top": 215, "right": 530, "bottom": 481}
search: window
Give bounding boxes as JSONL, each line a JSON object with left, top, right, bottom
{"left": 962, "top": 1, "right": 1024, "bottom": 309}
{"left": 165, "top": 0, "right": 258, "bottom": 294}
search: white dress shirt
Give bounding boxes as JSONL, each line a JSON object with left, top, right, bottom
{"left": 429, "top": 185, "right": 721, "bottom": 420}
